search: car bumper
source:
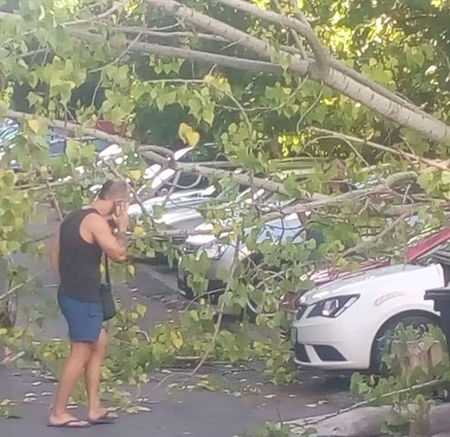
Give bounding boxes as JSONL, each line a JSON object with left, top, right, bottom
{"left": 291, "top": 311, "right": 373, "bottom": 370}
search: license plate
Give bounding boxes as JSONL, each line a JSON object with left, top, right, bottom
{"left": 290, "top": 327, "right": 297, "bottom": 343}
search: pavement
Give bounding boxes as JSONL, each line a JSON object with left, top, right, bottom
{"left": 0, "top": 206, "right": 355, "bottom": 436}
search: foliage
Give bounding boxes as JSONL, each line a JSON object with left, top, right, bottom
{"left": 0, "top": 399, "right": 20, "bottom": 419}
{"left": 239, "top": 421, "right": 291, "bottom": 437}
{"left": 350, "top": 324, "right": 450, "bottom": 436}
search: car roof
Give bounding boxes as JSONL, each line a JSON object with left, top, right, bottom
{"left": 406, "top": 228, "right": 450, "bottom": 261}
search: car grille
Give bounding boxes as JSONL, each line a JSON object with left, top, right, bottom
{"left": 172, "top": 235, "right": 187, "bottom": 246}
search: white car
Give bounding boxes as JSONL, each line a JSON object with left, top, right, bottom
{"left": 291, "top": 228, "right": 450, "bottom": 371}
{"left": 178, "top": 210, "right": 304, "bottom": 301}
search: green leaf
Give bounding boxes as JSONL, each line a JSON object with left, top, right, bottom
{"left": 136, "top": 304, "right": 147, "bottom": 317}
{"left": 171, "top": 331, "right": 183, "bottom": 349}
{"left": 178, "top": 123, "right": 200, "bottom": 147}
{"left": 441, "top": 172, "right": 450, "bottom": 185}
{"left": 65, "top": 140, "right": 79, "bottom": 163}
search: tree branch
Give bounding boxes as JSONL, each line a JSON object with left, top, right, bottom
{"left": 69, "top": 28, "right": 283, "bottom": 74}
{"left": 112, "top": 26, "right": 228, "bottom": 43}
{"left": 64, "top": 0, "right": 130, "bottom": 26}
{"left": 289, "top": 379, "right": 447, "bottom": 430}
{"left": 46, "top": 180, "right": 63, "bottom": 222}
{"left": 0, "top": 267, "right": 49, "bottom": 302}
{"left": 308, "top": 127, "right": 450, "bottom": 171}
{"left": 139, "top": 149, "right": 291, "bottom": 196}
{"left": 271, "top": 0, "right": 307, "bottom": 60}
{"left": 6, "top": 109, "right": 133, "bottom": 146}
{"left": 343, "top": 213, "right": 409, "bottom": 257}
{"left": 216, "top": 0, "right": 330, "bottom": 76}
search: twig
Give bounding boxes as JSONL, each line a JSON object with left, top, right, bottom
{"left": 182, "top": 288, "right": 227, "bottom": 312}
{"left": 22, "top": 233, "right": 52, "bottom": 247}
{"left": 0, "top": 351, "right": 25, "bottom": 366}
{"left": 161, "top": 170, "right": 181, "bottom": 209}
{"left": 271, "top": 0, "right": 307, "bottom": 60}
{"left": 188, "top": 237, "right": 242, "bottom": 378}
{"left": 114, "top": 26, "right": 228, "bottom": 43}
{"left": 308, "top": 127, "right": 450, "bottom": 171}
{"left": 46, "top": 180, "right": 63, "bottom": 222}
{"left": 296, "top": 90, "right": 323, "bottom": 132}
{"left": 0, "top": 267, "right": 50, "bottom": 302}
{"left": 89, "top": 25, "right": 145, "bottom": 74}
{"left": 343, "top": 214, "right": 408, "bottom": 257}
{"left": 305, "top": 134, "right": 369, "bottom": 166}
{"left": 64, "top": 0, "right": 130, "bottom": 26}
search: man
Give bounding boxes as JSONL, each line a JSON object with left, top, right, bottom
{"left": 48, "top": 179, "right": 130, "bottom": 428}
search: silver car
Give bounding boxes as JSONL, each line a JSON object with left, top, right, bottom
{"left": 177, "top": 212, "right": 304, "bottom": 303}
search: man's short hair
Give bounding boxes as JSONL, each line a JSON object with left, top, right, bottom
{"left": 98, "top": 179, "right": 129, "bottom": 200}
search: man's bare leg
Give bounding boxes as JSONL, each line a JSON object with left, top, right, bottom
{"left": 85, "top": 329, "right": 117, "bottom": 421}
{"left": 49, "top": 341, "right": 94, "bottom": 426}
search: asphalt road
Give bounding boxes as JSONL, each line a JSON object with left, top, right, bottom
{"left": 0, "top": 206, "right": 354, "bottom": 436}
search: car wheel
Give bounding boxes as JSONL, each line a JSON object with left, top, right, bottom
{"left": 371, "top": 313, "right": 438, "bottom": 375}
{"left": 0, "top": 289, "right": 18, "bottom": 328}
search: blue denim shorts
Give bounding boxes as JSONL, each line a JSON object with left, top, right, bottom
{"left": 58, "top": 293, "right": 103, "bottom": 343}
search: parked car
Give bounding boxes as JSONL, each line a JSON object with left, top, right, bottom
{"left": 177, "top": 207, "right": 303, "bottom": 301}
{"left": 290, "top": 228, "right": 450, "bottom": 371}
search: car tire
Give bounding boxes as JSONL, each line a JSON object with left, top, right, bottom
{"left": 0, "top": 289, "right": 18, "bottom": 328}
{"left": 246, "top": 298, "right": 278, "bottom": 320}
{"left": 371, "top": 313, "right": 438, "bottom": 375}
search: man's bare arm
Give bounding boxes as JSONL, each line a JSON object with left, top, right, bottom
{"left": 49, "top": 230, "right": 60, "bottom": 281}
{"left": 87, "top": 215, "right": 128, "bottom": 263}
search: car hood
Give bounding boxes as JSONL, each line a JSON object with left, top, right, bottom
{"left": 156, "top": 208, "right": 204, "bottom": 227}
{"left": 301, "top": 263, "right": 434, "bottom": 305}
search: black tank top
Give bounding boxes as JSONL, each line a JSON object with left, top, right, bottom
{"left": 58, "top": 208, "right": 103, "bottom": 302}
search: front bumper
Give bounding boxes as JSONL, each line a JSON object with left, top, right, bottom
{"left": 291, "top": 307, "right": 373, "bottom": 370}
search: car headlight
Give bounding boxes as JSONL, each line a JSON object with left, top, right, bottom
{"left": 307, "top": 295, "right": 359, "bottom": 318}
{"left": 202, "top": 241, "right": 227, "bottom": 260}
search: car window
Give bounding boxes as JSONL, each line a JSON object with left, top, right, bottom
{"left": 429, "top": 243, "right": 450, "bottom": 265}
{"left": 415, "top": 241, "right": 450, "bottom": 265}
{"left": 177, "top": 171, "right": 204, "bottom": 189}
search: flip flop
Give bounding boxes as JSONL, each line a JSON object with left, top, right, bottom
{"left": 47, "top": 419, "right": 91, "bottom": 428}
{"left": 88, "top": 411, "right": 118, "bottom": 425}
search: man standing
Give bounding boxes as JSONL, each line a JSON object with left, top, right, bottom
{"left": 48, "top": 179, "right": 130, "bottom": 428}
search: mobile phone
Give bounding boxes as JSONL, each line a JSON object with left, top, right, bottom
{"left": 114, "top": 200, "right": 124, "bottom": 217}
